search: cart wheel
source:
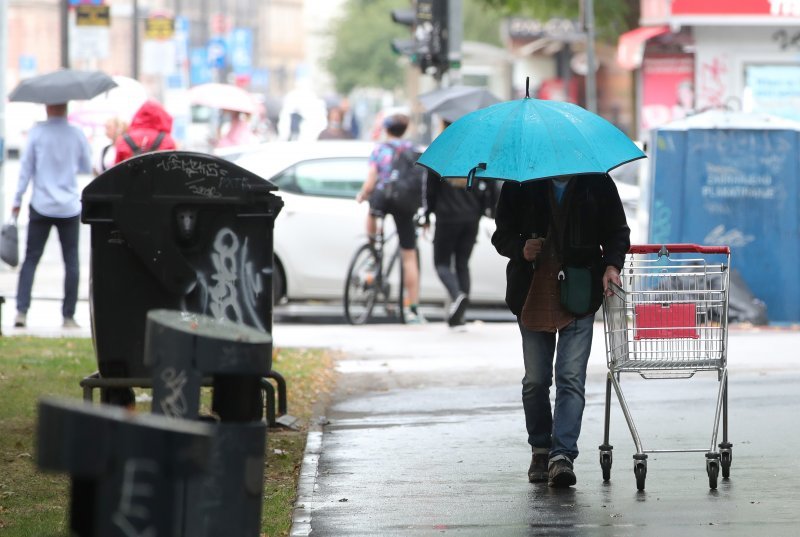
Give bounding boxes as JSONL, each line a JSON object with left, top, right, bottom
{"left": 707, "top": 460, "right": 719, "bottom": 489}
{"left": 720, "top": 448, "right": 732, "bottom": 479}
{"left": 634, "top": 460, "right": 647, "bottom": 491}
{"left": 600, "top": 451, "right": 612, "bottom": 482}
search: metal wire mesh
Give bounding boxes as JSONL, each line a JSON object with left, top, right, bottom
{"left": 603, "top": 252, "right": 730, "bottom": 379}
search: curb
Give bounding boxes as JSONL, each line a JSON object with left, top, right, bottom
{"left": 290, "top": 427, "right": 323, "bottom": 536}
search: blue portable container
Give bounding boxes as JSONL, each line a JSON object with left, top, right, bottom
{"left": 649, "top": 110, "right": 800, "bottom": 322}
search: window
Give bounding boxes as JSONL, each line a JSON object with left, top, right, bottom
{"left": 271, "top": 158, "right": 368, "bottom": 199}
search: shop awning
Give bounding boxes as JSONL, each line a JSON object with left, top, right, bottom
{"left": 617, "top": 26, "right": 670, "bottom": 70}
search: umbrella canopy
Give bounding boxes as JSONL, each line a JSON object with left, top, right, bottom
{"left": 188, "top": 83, "right": 257, "bottom": 114}
{"left": 417, "top": 82, "right": 645, "bottom": 189}
{"left": 418, "top": 85, "right": 501, "bottom": 123}
{"left": 68, "top": 76, "right": 149, "bottom": 135}
{"left": 8, "top": 69, "right": 118, "bottom": 105}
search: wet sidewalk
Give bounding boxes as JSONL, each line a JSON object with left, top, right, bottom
{"left": 275, "top": 322, "right": 800, "bottom": 537}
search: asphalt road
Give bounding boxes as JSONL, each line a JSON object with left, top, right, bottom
{"left": 273, "top": 322, "right": 800, "bottom": 537}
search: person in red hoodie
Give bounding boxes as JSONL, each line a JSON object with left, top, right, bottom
{"left": 113, "top": 99, "right": 177, "bottom": 164}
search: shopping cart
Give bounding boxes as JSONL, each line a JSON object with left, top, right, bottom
{"left": 599, "top": 244, "right": 732, "bottom": 490}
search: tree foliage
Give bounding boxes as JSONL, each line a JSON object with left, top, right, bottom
{"left": 325, "top": 0, "right": 409, "bottom": 95}
{"left": 477, "top": 0, "right": 639, "bottom": 42}
{"left": 325, "top": 0, "right": 507, "bottom": 95}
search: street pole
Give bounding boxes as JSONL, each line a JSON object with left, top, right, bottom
{"left": 0, "top": 0, "right": 7, "bottom": 222}
{"left": 446, "top": 0, "right": 462, "bottom": 87}
{"left": 584, "top": 0, "right": 597, "bottom": 113}
{"left": 60, "top": 0, "right": 70, "bottom": 68}
{"left": 132, "top": 0, "right": 140, "bottom": 79}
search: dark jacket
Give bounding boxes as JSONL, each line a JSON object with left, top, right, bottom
{"left": 114, "top": 100, "right": 177, "bottom": 164}
{"left": 424, "top": 176, "right": 497, "bottom": 224}
{"left": 491, "top": 174, "right": 630, "bottom": 316}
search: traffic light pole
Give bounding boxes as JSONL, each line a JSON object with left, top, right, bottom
{"left": 446, "top": 0, "right": 462, "bottom": 86}
{"left": 584, "top": 0, "right": 597, "bottom": 113}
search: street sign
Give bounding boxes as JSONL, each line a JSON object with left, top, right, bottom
{"left": 230, "top": 28, "right": 253, "bottom": 74}
{"left": 145, "top": 15, "right": 175, "bottom": 40}
{"left": 207, "top": 37, "right": 227, "bottom": 69}
{"left": 75, "top": 4, "right": 109, "bottom": 26}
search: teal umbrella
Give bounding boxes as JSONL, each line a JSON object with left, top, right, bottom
{"left": 417, "top": 80, "right": 645, "bottom": 189}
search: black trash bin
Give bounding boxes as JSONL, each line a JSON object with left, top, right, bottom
{"left": 81, "top": 151, "right": 283, "bottom": 386}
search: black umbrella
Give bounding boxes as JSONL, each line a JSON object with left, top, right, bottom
{"left": 9, "top": 69, "right": 118, "bottom": 105}
{"left": 418, "top": 85, "right": 501, "bottom": 123}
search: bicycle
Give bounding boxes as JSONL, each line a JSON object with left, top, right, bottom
{"left": 343, "top": 215, "right": 407, "bottom": 325}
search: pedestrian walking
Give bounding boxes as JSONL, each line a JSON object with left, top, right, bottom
{"left": 12, "top": 102, "right": 92, "bottom": 328}
{"left": 318, "top": 106, "right": 354, "bottom": 140}
{"left": 423, "top": 120, "right": 497, "bottom": 326}
{"left": 491, "top": 174, "right": 630, "bottom": 487}
{"left": 356, "top": 113, "right": 425, "bottom": 323}
{"left": 93, "top": 116, "right": 127, "bottom": 175}
{"left": 114, "top": 99, "right": 177, "bottom": 163}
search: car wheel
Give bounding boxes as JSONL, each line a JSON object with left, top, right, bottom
{"left": 272, "top": 258, "right": 286, "bottom": 305}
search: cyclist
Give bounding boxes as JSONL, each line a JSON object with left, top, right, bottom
{"left": 356, "top": 113, "right": 425, "bottom": 323}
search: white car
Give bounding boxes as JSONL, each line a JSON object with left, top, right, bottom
{"left": 226, "top": 140, "right": 509, "bottom": 307}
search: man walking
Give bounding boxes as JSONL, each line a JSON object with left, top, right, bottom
{"left": 12, "top": 102, "right": 92, "bottom": 328}
{"left": 491, "top": 174, "right": 629, "bottom": 487}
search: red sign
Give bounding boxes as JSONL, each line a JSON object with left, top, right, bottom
{"left": 671, "top": 0, "right": 800, "bottom": 16}
{"left": 640, "top": 55, "right": 695, "bottom": 135}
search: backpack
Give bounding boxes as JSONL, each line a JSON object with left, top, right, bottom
{"left": 122, "top": 132, "right": 166, "bottom": 155}
{"left": 385, "top": 144, "right": 425, "bottom": 213}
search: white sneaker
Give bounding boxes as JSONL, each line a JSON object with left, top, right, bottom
{"left": 14, "top": 312, "right": 26, "bottom": 328}
{"left": 63, "top": 317, "right": 80, "bottom": 329}
{"left": 404, "top": 309, "right": 427, "bottom": 324}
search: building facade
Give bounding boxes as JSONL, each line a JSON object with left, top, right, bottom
{"left": 620, "top": 0, "right": 800, "bottom": 139}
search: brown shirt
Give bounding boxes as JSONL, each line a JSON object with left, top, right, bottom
{"left": 520, "top": 237, "right": 574, "bottom": 332}
{"left": 520, "top": 182, "right": 575, "bottom": 332}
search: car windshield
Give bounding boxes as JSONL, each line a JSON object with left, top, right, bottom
{"left": 271, "top": 157, "right": 367, "bottom": 199}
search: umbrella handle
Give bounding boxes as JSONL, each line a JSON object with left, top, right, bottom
{"left": 466, "top": 163, "right": 487, "bottom": 191}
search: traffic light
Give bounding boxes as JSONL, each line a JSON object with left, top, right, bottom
{"left": 390, "top": 1, "right": 449, "bottom": 78}
{"left": 390, "top": 8, "right": 417, "bottom": 57}
{"left": 415, "top": 0, "right": 448, "bottom": 77}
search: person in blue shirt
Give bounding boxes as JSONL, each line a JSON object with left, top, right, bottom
{"left": 11, "top": 102, "right": 92, "bottom": 329}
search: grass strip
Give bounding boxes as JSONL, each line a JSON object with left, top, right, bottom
{"left": 0, "top": 336, "right": 335, "bottom": 537}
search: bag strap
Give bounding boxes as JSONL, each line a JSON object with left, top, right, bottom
{"left": 122, "top": 133, "right": 141, "bottom": 154}
{"left": 150, "top": 132, "right": 166, "bottom": 151}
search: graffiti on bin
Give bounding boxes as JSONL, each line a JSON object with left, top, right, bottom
{"left": 156, "top": 154, "right": 229, "bottom": 179}
{"left": 158, "top": 367, "right": 189, "bottom": 418}
{"left": 195, "top": 227, "right": 268, "bottom": 331}
{"left": 112, "top": 458, "right": 159, "bottom": 537}
{"left": 156, "top": 155, "right": 257, "bottom": 197}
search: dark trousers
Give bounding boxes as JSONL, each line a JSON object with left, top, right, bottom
{"left": 16, "top": 207, "right": 80, "bottom": 318}
{"left": 432, "top": 219, "right": 479, "bottom": 300}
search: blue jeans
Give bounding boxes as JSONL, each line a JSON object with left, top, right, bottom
{"left": 16, "top": 207, "right": 80, "bottom": 319}
{"left": 519, "top": 315, "right": 594, "bottom": 461}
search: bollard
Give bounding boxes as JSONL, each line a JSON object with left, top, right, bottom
{"left": 143, "top": 309, "right": 271, "bottom": 536}
{"left": 144, "top": 309, "right": 272, "bottom": 421}
{"left": 37, "top": 397, "right": 213, "bottom": 537}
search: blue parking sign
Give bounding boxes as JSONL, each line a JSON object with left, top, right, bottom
{"left": 230, "top": 28, "right": 253, "bottom": 75}
{"left": 207, "top": 37, "right": 227, "bottom": 69}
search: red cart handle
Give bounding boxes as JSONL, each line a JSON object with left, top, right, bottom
{"left": 629, "top": 244, "right": 731, "bottom": 255}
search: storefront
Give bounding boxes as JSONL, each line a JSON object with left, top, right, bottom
{"left": 620, "top": 0, "right": 800, "bottom": 139}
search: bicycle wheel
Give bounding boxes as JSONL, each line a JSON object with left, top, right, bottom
{"left": 344, "top": 244, "right": 380, "bottom": 324}
{"left": 396, "top": 250, "right": 406, "bottom": 323}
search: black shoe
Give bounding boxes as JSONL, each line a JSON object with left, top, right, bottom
{"left": 528, "top": 452, "right": 549, "bottom": 483}
{"left": 548, "top": 458, "right": 577, "bottom": 488}
{"left": 447, "top": 293, "right": 468, "bottom": 327}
